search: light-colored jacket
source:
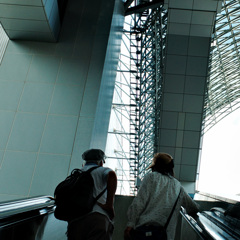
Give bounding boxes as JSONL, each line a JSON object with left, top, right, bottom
{"left": 127, "top": 172, "right": 199, "bottom": 240}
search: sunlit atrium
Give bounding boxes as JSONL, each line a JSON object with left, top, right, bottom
{"left": 0, "top": 0, "right": 240, "bottom": 239}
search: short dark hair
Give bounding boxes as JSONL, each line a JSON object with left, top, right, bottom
{"left": 82, "top": 149, "right": 106, "bottom": 162}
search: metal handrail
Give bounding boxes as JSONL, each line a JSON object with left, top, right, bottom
{"left": 180, "top": 208, "right": 207, "bottom": 240}
{"left": 0, "top": 196, "right": 55, "bottom": 219}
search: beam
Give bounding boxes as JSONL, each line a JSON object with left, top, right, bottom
{"left": 124, "top": 0, "right": 135, "bottom": 10}
{"left": 125, "top": 0, "right": 164, "bottom": 16}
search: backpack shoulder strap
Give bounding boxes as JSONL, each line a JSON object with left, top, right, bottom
{"left": 95, "top": 187, "right": 107, "bottom": 201}
{"left": 85, "top": 166, "right": 100, "bottom": 173}
{"left": 86, "top": 166, "right": 107, "bottom": 201}
{"left": 72, "top": 166, "right": 100, "bottom": 175}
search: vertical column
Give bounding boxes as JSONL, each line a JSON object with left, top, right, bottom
{"left": 159, "top": 0, "right": 222, "bottom": 192}
{"left": 0, "top": 0, "right": 60, "bottom": 42}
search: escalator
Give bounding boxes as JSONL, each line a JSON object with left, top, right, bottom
{"left": 0, "top": 196, "right": 67, "bottom": 240}
{"left": 180, "top": 205, "right": 240, "bottom": 240}
{"left": 1, "top": 195, "right": 240, "bottom": 240}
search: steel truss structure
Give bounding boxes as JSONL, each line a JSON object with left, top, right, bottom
{"left": 106, "top": 17, "right": 137, "bottom": 195}
{"left": 132, "top": 7, "right": 167, "bottom": 180}
{"left": 109, "top": 0, "right": 240, "bottom": 195}
{"left": 107, "top": 2, "right": 167, "bottom": 195}
{"left": 203, "top": 0, "right": 240, "bottom": 133}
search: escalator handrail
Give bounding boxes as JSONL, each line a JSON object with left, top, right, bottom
{"left": 0, "top": 196, "right": 55, "bottom": 219}
{"left": 180, "top": 208, "right": 209, "bottom": 240}
{"left": 201, "top": 209, "right": 240, "bottom": 239}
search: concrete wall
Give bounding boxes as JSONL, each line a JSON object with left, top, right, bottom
{"left": 0, "top": 0, "right": 61, "bottom": 42}
{"left": 159, "top": 0, "right": 221, "bottom": 193}
{"left": 113, "top": 195, "right": 134, "bottom": 240}
{"left": 0, "top": 0, "right": 124, "bottom": 202}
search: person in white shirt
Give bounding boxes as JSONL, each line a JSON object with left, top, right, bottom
{"left": 124, "top": 152, "right": 199, "bottom": 240}
{"left": 67, "top": 149, "right": 117, "bottom": 240}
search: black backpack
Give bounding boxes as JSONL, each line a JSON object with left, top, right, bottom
{"left": 54, "top": 166, "right": 106, "bottom": 221}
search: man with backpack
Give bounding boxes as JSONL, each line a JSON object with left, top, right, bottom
{"left": 55, "top": 148, "right": 117, "bottom": 240}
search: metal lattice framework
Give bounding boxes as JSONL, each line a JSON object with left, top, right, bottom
{"left": 108, "top": 0, "right": 240, "bottom": 195}
{"left": 203, "top": 0, "right": 240, "bottom": 133}
{"left": 106, "top": 16, "right": 139, "bottom": 195}
{"left": 134, "top": 8, "right": 167, "bottom": 180}
{"left": 107, "top": 3, "right": 167, "bottom": 195}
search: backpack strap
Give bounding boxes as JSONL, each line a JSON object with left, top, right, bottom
{"left": 85, "top": 166, "right": 100, "bottom": 173}
{"left": 85, "top": 166, "right": 107, "bottom": 201}
{"left": 95, "top": 187, "right": 107, "bottom": 201}
{"left": 70, "top": 166, "right": 100, "bottom": 176}
{"left": 164, "top": 189, "right": 181, "bottom": 229}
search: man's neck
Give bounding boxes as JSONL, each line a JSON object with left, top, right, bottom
{"left": 85, "top": 162, "right": 99, "bottom": 166}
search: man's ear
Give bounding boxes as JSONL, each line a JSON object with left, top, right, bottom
{"left": 100, "top": 160, "right": 103, "bottom": 166}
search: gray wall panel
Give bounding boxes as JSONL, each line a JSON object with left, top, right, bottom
{"left": 0, "top": 18, "right": 50, "bottom": 32}
{"left": 0, "top": 0, "right": 60, "bottom": 42}
{"left": 0, "top": 4, "right": 45, "bottom": 20}
{"left": 0, "top": 0, "right": 124, "bottom": 201}
{"left": 0, "top": 0, "right": 42, "bottom": 6}
{"left": 159, "top": 0, "right": 221, "bottom": 193}
{"left": 6, "top": 30, "right": 54, "bottom": 42}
